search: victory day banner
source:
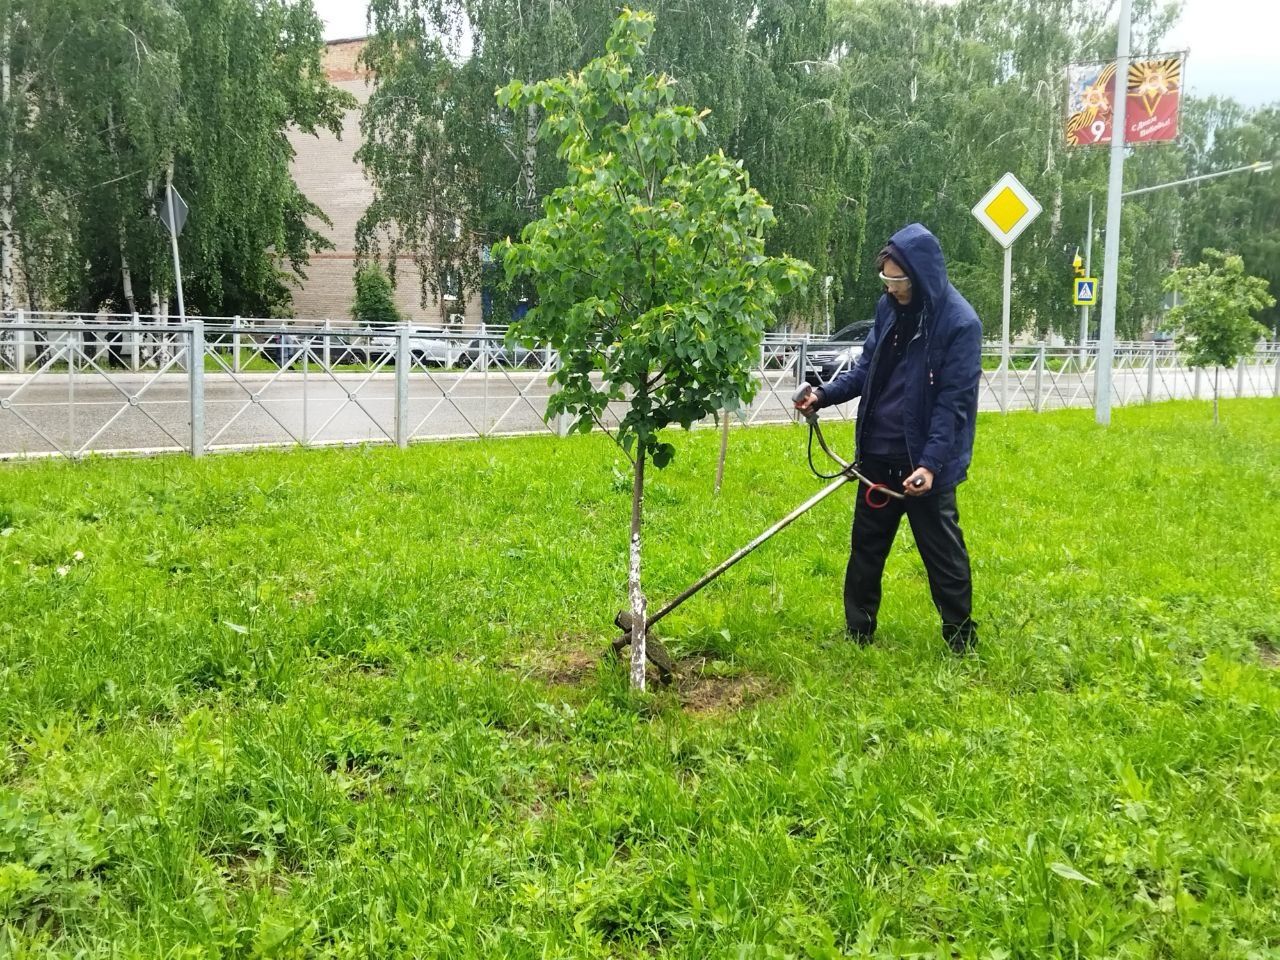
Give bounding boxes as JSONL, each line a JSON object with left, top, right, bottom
{"left": 1066, "top": 54, "right": 1184, "bottom": 147}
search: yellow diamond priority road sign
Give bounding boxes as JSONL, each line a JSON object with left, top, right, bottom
{"left": 972, "top": 172, "right": 1042, "bottom": 248}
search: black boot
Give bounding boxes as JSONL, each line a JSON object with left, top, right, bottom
{"left": 943, "top": 620, "right": 978, "bottom": 654}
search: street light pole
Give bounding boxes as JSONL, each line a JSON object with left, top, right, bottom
{"left": 1094, "top": 0, "right": 1131, "bottom": 426}
{"left": 1079, "top": 194, "right": 1093, "bottom": 367}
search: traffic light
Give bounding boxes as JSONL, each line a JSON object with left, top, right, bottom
{"left": 1072, "top": 247, "right": 1085, "bottom": 277}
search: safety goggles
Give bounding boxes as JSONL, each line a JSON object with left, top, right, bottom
{"left": 878, "top": 271, "right": 911, "bottom": 289}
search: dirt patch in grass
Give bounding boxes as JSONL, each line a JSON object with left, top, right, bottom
{"left": 674, "top": 656, "right": 778, "bottom": 714}
{"left": 519, "top": 643, "right": 778, "bottom": 713}
{"left": 522, "top": 646, "right": 604, "bottom": 686}
{"left": 1254, "top": 633, "right": 1279, "bottom": 669}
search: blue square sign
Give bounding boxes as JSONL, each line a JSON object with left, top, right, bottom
{"left": 1074, "top": 277, "right": 1098, "bottom": 306}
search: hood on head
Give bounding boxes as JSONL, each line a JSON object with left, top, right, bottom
{"left": 885, "top": 223, "right": 949, "bottom": 312}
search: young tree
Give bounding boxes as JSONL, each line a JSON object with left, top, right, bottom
{"left": 1165, "top": 249, "right": 1274, "bottom": 423}
{"left": 496, "top": 9, "right": 811, "bottom": 690}
{"left": 352, "top": 263, "right": 401, "bottom": 326}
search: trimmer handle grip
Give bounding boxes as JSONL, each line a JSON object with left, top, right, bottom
{"left": 791, "top": 384, "right": 820, "bottom": 423}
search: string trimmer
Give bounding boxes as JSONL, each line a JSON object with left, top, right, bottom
{"left": 611, "top": 384, "right": 910, "bottom": 682}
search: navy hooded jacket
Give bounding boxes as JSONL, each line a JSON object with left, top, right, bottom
{"left": 817, "top": 223, "right": 982, "bottom": 492}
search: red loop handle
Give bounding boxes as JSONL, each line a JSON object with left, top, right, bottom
{"left": 864, "top": 484, "right": 893, "bottom": 509}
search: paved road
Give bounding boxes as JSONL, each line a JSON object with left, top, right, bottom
{"left": 1, "top": 363, "right": 1275, "bottom": 458}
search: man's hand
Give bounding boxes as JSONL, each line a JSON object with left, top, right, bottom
{"left": 794, "top": 386, "right": 823, "bottom": 415}
{"left": 904, "top": 466, "right": 933, "bottom": 496}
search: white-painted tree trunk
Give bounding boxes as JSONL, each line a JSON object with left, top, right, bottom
{"left": 628, "top": 446, "right": 647, "bottom": 690}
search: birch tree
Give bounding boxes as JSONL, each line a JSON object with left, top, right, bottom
{"left": 0, "top": 0, "right": 350, "bottom": 318}
{"left": 358, "top": 0, "right": 848, "bottom": 324}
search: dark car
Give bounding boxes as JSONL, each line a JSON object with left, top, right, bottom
{"left": 260, "top": 332, "right": 364, "bottom": 368}
{"left": 803, "top": 319, "right": 875, "bottom": 387}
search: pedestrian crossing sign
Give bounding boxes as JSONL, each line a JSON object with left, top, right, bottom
{"left": 1074, "top": 277, "right": 1098, "bottom": 306}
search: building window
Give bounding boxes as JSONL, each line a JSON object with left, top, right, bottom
{"left": 442, "top": 268, "right": 461, "bottom": 302}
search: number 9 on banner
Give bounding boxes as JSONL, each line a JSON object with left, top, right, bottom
{"left": 1091, "top": 120, "right": 1106, "bottom": 142}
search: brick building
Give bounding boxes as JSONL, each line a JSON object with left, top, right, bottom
{"left": 286, "top": 38, "right": 481, "bottom": 327}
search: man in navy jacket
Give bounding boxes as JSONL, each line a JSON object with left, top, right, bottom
{"left": 796, "top": 223, "right": 981, "bottom": 652}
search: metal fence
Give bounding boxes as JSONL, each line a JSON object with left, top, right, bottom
{"left": 1, "top": 313, "right": 1277, "bottom": 461}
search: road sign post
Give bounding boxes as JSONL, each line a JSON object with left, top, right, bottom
{"left": 1000, "top": 246, "right": 1012, "bottom": 411}
{"left": 972, "top": 172, "right": 1042, "bottom": 414}
{"left": 157, "top": 185, "right": 189, "bottom": 324}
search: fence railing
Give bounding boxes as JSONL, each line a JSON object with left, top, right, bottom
{"left": 1, "top": 314, "right": 1276, "bottom": 460}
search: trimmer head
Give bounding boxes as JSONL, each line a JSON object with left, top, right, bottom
{"left": 610, "top": 610, "right": 676, "bottom": 684}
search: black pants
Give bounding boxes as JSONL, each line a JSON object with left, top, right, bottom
{"left": 844, "top": 457, "right": 976, "bottom": 644}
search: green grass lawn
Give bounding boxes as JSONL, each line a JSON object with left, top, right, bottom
{"left": 203, "top": 352, "right": 387, "bottom": 375}
{"left": 0, "top": 399, "right": 1277, "bottom": 958}
{"left": 200, "top": 352, "right": 482, "bottom": 375}
{"left": 980, "top": 352, "right": 1075, "bottom": 372}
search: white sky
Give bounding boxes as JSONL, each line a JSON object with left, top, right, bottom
{"left": 311, "top": 0, "right": 1280, "bottom": 107}
{"left": 314, "top": 0, "right": 367, "bottom": 42}
{"left": 1164, "top": 0, "right": 1279, "bottom": 107}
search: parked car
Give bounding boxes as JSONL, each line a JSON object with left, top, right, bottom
{"left": 803, "top": 319, "right": 875, "bottom": 387}
{"left": 410, "top": 330, "right": 478, "bottom": 367}
{"left": 478, "top": 337, "right": 544, "bottom": 368}
{"left": 364, "top": 327, "right": 478, "bottom": 367}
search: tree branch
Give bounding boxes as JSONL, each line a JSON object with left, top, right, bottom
{"left": 646, "top": 361, "right": 671, "bottom": 389}
{"left": 591, "top": 409, "right": 634, "bottom": 465}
